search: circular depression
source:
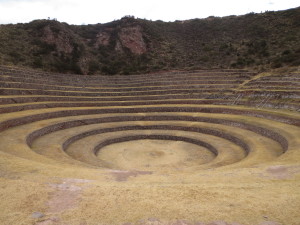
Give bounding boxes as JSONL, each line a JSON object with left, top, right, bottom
{"left": 97, "top": 139, "right": 216, "bottom": 171}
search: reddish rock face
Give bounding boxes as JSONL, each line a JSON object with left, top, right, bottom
{"left": 118, "top": 25, "right": 147, "bottom": 55}
{"left": 95, "top": 31, "right": 111, "bottom": 47}
{"left": 42, "top": 25, "right": 73, "bottom": 54}
{"left": 95, "top": 25, "right": 147, "bottom": 55}
{"left": 115, "top": 40, "right": 124, "bottom": 53}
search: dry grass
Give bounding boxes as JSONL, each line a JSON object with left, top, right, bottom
{"left": 0, "top": 67, "right": 300, "bottom": 225}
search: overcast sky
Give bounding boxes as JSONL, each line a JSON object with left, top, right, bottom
{"left": 0, "top": 0, "right": 299, "bottom": 25}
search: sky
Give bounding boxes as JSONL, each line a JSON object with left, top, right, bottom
{"left": 0, "top": 0, "right": 299, "bottom": 25}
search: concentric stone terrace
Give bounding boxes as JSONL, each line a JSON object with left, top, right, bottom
{"left": 0, "top": 66, "right": 300, "bottom": 225}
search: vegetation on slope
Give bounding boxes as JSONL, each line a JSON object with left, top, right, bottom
{"left": 0, "top": 7, "right": 299, "bottom": 75}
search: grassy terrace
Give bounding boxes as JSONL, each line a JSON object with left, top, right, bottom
{"left": 0, "top": 66, "right": 299, "bottom": 225}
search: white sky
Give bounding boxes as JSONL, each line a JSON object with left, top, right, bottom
{"left": 0, "top": 0, "right": 299, "bottom": 25}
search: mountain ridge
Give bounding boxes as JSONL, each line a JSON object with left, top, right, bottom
{"left": 0, "top": 7, "right": 299, "bottom": 75}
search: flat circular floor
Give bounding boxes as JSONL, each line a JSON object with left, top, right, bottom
{"left": 97, "top": 139, "right": 215, "bottom": 171}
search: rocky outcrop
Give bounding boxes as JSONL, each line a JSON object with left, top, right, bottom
{"left": 96, "top": 25, "right": 147, "bottom": 55}
{"left": 95, "top": 31, "right": 111, "bottom": 47}
{"left": 118, "top": 25, "right": 147, "bottom": 55}
{"left": 42, "top": 25, "right": 73, "bottom": 54}
{"left": 114, "top": 40, "right": 124, "bottom": 53}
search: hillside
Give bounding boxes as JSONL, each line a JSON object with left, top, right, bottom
{"left": 0, "top": 7, "right": 300, "bottom": 75}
